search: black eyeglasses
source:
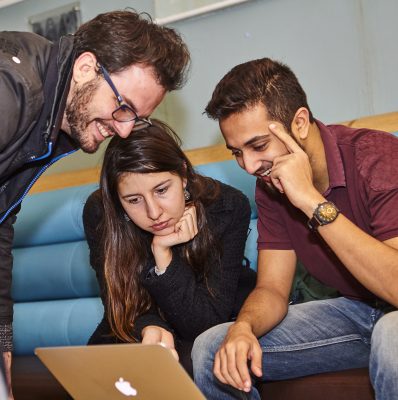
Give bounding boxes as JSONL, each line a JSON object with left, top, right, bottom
{"left": 99, "top": 65, "right": 152, "bottom": 131}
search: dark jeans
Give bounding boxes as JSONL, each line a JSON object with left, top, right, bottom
{"left": 192, "top": 297, "right": 398, "bottom": 400}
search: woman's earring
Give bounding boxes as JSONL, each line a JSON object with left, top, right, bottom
{"left": 184, "top": 188, "right": 191, "bottom": 201}
{"left": 124, "top": 213, "right": 130, "bottom": 222}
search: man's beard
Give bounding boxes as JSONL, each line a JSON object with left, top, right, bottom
{"left": 65, "top": 78, "right": 100, "bottom": 154}
{"left": 258, "top": 178, "right": 280, "bottom": 196}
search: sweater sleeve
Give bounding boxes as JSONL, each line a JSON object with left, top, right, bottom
{"left": 141, "top": 184, "right": 252, "bottom": 340}
{"left": 134, "top": 307, "right": 174, "bottom": 339}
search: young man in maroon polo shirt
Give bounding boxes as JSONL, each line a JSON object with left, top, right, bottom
{"left": 192, "top": 58, "right": 398, "bottom": 399}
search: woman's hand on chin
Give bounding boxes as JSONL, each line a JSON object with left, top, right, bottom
{"left": 151, "top": 205, "right": 198, "bottom": 269}
{"left": 153, "top": 205, "right": 198, "bottom": 248}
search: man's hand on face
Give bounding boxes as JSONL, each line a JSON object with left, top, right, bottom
{"left": 213, "top": 322, "right": 262, "bottom": 393}
{"left": 268, "top": 124, "right": 322, "bottom": 212}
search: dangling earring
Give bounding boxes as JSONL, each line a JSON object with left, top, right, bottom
{"left": 124, "top": 213, "right": 130, "bottom": 222}
{"left": 184, "top": 188, "right": 191, "bottom": 201}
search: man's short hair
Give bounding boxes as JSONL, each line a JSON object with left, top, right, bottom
{"left": 73, "top": 9, "right": 190, "bottom": 91}
{"left": 206, "top": 58, "right": 314, "bottom": 130}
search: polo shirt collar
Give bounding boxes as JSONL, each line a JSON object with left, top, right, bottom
{"left": 315, "top": 119, "right": 346, "bottom": 195}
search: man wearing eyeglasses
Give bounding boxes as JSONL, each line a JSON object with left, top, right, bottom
{"left": 0, "top": 9, "right": 190, "bottom": 399}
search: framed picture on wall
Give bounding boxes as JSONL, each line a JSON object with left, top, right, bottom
{"left": 29, "top": 2, "right": 81, "bottom": 42}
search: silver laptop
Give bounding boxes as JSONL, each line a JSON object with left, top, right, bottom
{"left": 35, "top": 343, "right": 205, "bottom": 400}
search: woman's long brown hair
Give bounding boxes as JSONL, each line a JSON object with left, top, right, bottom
{"left": 100, "top": 120, "right": 221, "bottom": 342}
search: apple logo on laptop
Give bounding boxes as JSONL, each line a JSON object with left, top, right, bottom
{"left": 115, "top": 377, "right": 137, "bottom": 397}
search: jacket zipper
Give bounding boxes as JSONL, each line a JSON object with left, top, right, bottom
{"left": 0, "top": 147, "right": 77, "bottom": 224}
{"left": 28, "top": 141, "right": 54, "bottom": 162}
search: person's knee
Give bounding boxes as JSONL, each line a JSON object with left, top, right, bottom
{"left": 372, "top": 311, "right": 398, "bottom": 360}
{"left": 370, "top": 311, "right": 398, "bottom": 397}
{"left": 192, "top": 323, "right": 231, "bottom": 369}
{"left": 371, "top": 311, "right": 398, "bottom": 373}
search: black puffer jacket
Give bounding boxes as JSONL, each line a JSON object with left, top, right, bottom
{"left": 0, "top": 31, "right": 77, "bottom": 224}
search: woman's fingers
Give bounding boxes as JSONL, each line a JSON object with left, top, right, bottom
{"left": 141, "top": 326, "right": 179, "bottom": 360}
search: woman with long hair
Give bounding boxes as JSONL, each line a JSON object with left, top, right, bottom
{"left": 83, "top": 120, "right": 256, "bottom": 374}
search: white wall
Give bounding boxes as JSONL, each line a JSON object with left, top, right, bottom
{"left": 166, "top": 0, "right": 398, "bottom": 149}
{"left": 1, "top": 0, "right": 397, "bottom": 174}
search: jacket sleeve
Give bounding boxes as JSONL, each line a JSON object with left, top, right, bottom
{"left": 0, "top": 72, "right": 21, "bottom": 153}
{"left": 0, "top": 35, "right": 45, "bottom": 154}
{"left": 0, "top": 212, "right": 18, "bottom": 351}
{"left": 142, "top": 186, "right": 252, "bottom": 340}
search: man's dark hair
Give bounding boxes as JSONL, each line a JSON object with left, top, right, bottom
{"left": 206, "top": 58, "right": 314, "bottom": 130}
{"left": 73, "top": 10, "right": 190, "bottom": 91}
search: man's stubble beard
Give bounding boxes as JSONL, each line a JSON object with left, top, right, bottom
{"left": 258, "top": 178, "right": 279, "bottom": 196}
{"left": 65, "top": 78, "right": 100, "bottom": 154}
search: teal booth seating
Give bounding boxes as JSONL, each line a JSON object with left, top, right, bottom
{"left": 12, "top": 161, "right": 258, "bottom": 356}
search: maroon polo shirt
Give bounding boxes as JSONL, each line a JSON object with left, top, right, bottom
{"left": 256, "top": 120, "right": 398, "bottom": 301}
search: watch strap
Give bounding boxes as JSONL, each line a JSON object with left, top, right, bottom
{"left": 307, "top": 214, "right": 322, "bottom": 231}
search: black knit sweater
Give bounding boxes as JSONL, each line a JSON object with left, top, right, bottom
{"left": 83, "top": 181, "right": 256, "bottom": 345}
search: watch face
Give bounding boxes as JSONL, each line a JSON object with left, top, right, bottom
{"left": 318, "top": 202, "right": 339, "bottom": 223}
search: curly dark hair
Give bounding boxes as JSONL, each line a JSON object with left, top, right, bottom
{"left": 206, "top": 58, "right": 314, "bottom": 131}
{"left": 74, "top": 9, "right": 190, "bottom": 91}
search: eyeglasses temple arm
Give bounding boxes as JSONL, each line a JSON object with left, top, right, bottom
{"left": 99, "top": 64, "right": 123, "bottom": 104}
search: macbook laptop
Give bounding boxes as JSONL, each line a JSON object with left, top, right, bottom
{"left": 35, "top": 343, "right": 205, "bottom": 400}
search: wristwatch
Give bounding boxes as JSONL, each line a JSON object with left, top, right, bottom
{"left": 307, "top": 201, "right": 340, "bottom": 231}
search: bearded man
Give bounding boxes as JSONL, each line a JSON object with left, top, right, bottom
{"left": 192, "top": 58, "right": 398, "bottom": 400}
{"left": 0, "top": 10, "right": 190, "bottom": 398}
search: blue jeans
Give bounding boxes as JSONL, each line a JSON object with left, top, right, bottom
{"left": 192, "top": 297, "right": 398, "bottom": 399}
